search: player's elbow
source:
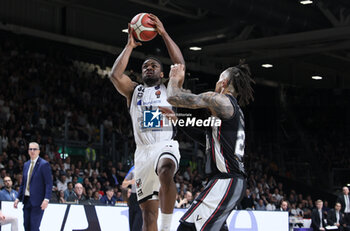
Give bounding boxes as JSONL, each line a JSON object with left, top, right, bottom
{"left": 109, "top": 71, "right": 119, "bottom": 80}
{"left": 167, "top": 96, "right": 178, "bottom": 106}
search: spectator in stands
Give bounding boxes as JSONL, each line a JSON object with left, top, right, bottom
{"left": 241, "top": 189, "right": 255, "bottom": 209}
{"left": 64, "top": 182, "right": 74, "bottom": 201}
{"left": 176, "top": 191, "right": 193, "bottom": 209}
{"left": 63, "top": 157, "right": 71, "bottom": 171}
{"left": 323, "top": 200, "right": 330, "bottom": 214}
{"left": 108, "top": 167, "right": 119, "bottom": 187}
{"left": 297, "top": 194, "right": 304, "bottom": 203}
{"left": 66, "top": 169, "right": 72, "bottom": 183}
{"left": 57, "top": 173, "right": 68, "bottom": 192}
{"left": 327, "top": 202, "right": 347, "bottom": 231}
{"left": 95, "top": 182, "right": 104, "bottom": 196}
{"left": 0, "top": 169, "right": 7, "bottom": 188}
{"left": 75, "top": 169, "right": 84, "bottom": 184}
{"left": 115, "top": 162, "right": 126, "bottom": 185}
{"left": 115, "top": 190, "right": 123, "bottom": 202}
{"left": 337, "top": 186, "right": 350, "bottom": 224}
{"left": 93, "top": 161, "right": 101, "bottom": 176}
{"left": 85, "top": 188, "right": 93, "bottom": 200}
{"left": 278, "top": 200, "right": 289, "bottom": 212}
{"left": 288, "top": 193, "right": 297, "bottom": 205}
{"left": 182, "top": 166, "right": 192, "bottom": 183}
{"left": 268, "top": 176, "right": 277, "bottom": 189}
{"left": 67, "top": 183, "right": 86, "bottom": 203}
{"left": 311, "top": 199, "right": 327, "bottom": 231}
{"left": 290, "top": 203, "right": 298, "bottom": 216}
{"left": 296, "top": 202, "right": 304, "bottom": 217}
{"left": 58, "top": 190, "right": 66, "bottom": 204}
{"left": 100, "top": 186, "right": 116, "bottom": 206}
{"left": 255, "top": 199, "right": 266, "bottom": 211}
{"left": 0, "top": 176, "right": 18, "bottom": 201}
{"left": 86, "top": 190, "right": 100, "bottom": 205}
{"left": 266, "top": 196, "right": 277, "bottom": 211}
{"left": 84, "top": 162, "right": 93, "bottom": 177}
{"left": 272, "top": 188, "right": 283, "bottom": 204}
{"left": 93, "top": 191, "right": 101, "bottom": 201}
{"left": 0, "top": 129, "right": 9, "bottom": 151}
{"left": 85, "top": 142, "right": 96, "bottom": 164}
{"left": 189, "top": 156, "right": 197, "bottom": 172}
{"left": 251, "top": 192, "right": 258, "bottom": 208}
{"left": 83, "top": 177, "right": 92, "bottom": 190}
{"left": 0, "top": 156, "right": 5, "bottom": 169}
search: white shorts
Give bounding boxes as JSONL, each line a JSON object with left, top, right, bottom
{"left": 134, "top": 140, "right": 180, "bottom": 203}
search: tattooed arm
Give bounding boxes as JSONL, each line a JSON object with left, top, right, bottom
{"left": 167, "top": 64, "right": 234, "bottom": 119}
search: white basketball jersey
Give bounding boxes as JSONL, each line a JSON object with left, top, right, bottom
{"left": 130, "top": 84, "right": 174, "bottom": 145}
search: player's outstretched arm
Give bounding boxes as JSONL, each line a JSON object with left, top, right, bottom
{"left": 149, "top": 14, "right": 185, "bottom": 66}
{"left": 167, "top": 64, "right": 234, "bottom": 119}
{"left": 110, "top": 24, "right": 140, "bottom": 106}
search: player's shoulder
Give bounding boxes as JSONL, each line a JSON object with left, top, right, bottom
{"left": 224, "top": 94, "right": 239, "bottom": 106}
{"left": 131, "top": 84, "right": 145, "bottom": 99}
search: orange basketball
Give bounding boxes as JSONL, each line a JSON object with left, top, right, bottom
{"left": 130, "top": 13, "right": 158, "bottom": 42}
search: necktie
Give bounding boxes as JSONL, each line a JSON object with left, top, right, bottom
{"left": 319, "top": 210, "right": 323, "bottom": 227}
{"left": 27, "top": 161, "right": 34, "bottom": 191}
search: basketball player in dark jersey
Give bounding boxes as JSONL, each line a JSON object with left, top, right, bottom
{"left": 166, "top": 62, "right": 254, "bottom": 231}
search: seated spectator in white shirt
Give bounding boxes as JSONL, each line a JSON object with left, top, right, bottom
{"left": 266, "top": 196, "right": 277, "bottom": 211}
{"left": 57, "top": 174, "right": 68, "bottom": 192}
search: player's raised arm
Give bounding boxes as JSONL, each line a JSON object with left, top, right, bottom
{"left": 167, "top": 64, "right": 234, "bottom": 120}
{"left": 110, "top": 25, "right": 140, "bottom": 106}
{"left": 149, "top": 14, "right": 185, "bottom": 66}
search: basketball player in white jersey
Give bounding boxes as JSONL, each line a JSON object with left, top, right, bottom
{"left": 167, "top": 63, "right": 254, "bottom": 231}
{"left": 109, "top": 14, "right": 185, "bottom": 231}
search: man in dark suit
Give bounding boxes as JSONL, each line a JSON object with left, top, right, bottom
{"left": 66, "top": 183, "right": 87, "bottom": 204}
{"left": 312, "top": 199, "right": 327, "bottom": 231}
{"left": 337, "top": 187, "right": 350, "bottom": 225}
{"left": 327, "top": 202, "right": 349, "bottom": 231}
{"left": 13, "top": 142, "right": 53, "bottom": 231}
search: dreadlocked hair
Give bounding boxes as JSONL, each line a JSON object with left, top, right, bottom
{"left": 226, "top": 59, "right": 255, "bottom": 107}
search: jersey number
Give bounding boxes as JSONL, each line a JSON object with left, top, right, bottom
{"left": 235, "top": 130, "right": 245, "bottom": 157}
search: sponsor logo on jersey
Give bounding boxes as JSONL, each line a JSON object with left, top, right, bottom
{"left": 142, "top": 99, "right": 161, "bottom": 105}
{"left": 136, "top": 179, "right": 142, "bottom": 188}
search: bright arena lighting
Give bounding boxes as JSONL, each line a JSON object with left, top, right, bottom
{"left": 189, "top": 46, "right": 202, "bottom": 51}
{"left": 122, "top": 28, "right": 128, "bottom": 33}
{"left": 262, "top": 64, "right": 273, "bottom": 68}
{"left": 300, "top": 0, "right": 313, "bottom": 5}
{"left": 312, "top": 76, "right": 323, "bottom": 80}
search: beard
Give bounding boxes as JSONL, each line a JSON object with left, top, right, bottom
{"left": 143, "top": 75, "right": 160, "bottom": 87}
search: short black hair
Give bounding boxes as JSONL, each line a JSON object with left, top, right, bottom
{"left": 144, "top": 56, "right": 163, "bottom": 72}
